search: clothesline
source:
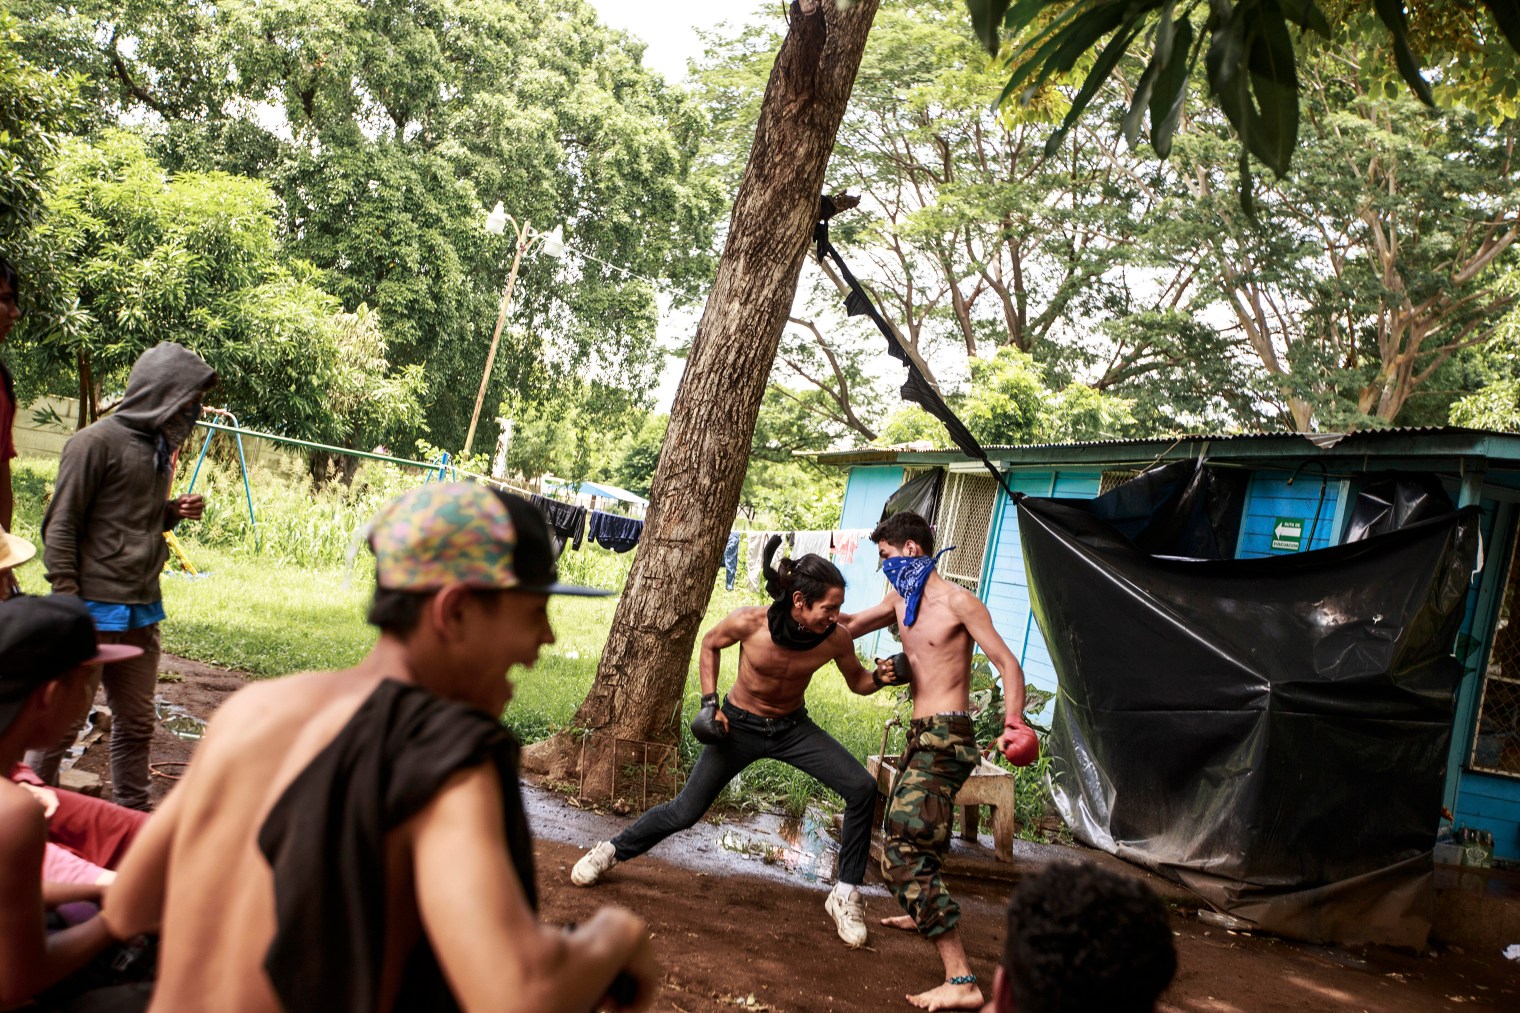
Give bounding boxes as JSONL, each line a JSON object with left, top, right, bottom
{"left": 731, "top": 528, "right": 872, "bottom": 592}
{"left": 188, "top": 419, "right": 859, "bottom": 572}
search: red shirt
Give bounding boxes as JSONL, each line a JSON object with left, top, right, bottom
{"left": 0, "top": 363, "right": 15, "bottom": 461}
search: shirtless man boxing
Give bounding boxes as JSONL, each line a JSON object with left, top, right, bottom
{"left": 571, "top": 538, "right": 892, "bottom": 949}
{"left": 845, "top": 511, "right": 1038, "bottom": 1012}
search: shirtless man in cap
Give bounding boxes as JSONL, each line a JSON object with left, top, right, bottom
{"left": 572, "top": 537, "right": 894, "bottom": 949}
{"left": 0, "top": 595, "right": 147, "bottom": 1008}
{"left": 845, "top": 511, "right": 1038, "bottom": 1011}
{"left": 103, "top": 483, "right": 657, "bottom": 1013}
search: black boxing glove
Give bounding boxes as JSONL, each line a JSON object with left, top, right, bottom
{"left": 872, "top": 652, "right": 913, "bottom": 688}
{"left": 690, "top": 693, "right": 726, "bottom": 744}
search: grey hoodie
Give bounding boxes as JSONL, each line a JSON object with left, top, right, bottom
{"left": 43, "top": 342, "right": 217, "bottom": 602}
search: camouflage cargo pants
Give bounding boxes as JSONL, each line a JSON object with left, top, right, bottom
{"left": 881, "top": 712, "right": 979, "bottom": 939}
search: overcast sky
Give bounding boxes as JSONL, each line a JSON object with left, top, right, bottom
{"left": 581, "top": 2, "right": 764, "bottom": 408}
{"left": 584, "top": 2, "right": 815, "bottom": 413}
{"left": 585, "top": 0, "right": 762, "bottom": 82}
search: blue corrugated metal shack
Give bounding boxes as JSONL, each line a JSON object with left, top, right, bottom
{"left": 819, "top": 427, "right": 1520, "bottom": 863}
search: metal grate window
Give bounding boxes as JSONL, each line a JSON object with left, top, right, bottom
{"left": 933, "top": 472, "right": 998, "bottom": 592}
{"left": 1100, "top": 469, "right": 1139, "bottom": 495}
{"left": 1472, "top": 534, "right": 1520, "bottom": 779}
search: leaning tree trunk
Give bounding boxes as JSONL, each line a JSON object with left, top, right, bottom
{"left": 523, "top": 0, "right": 880, "bottom": 786}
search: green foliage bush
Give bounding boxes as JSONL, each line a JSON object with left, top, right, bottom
{"left": 185, "top": 457, "right": 420, "bottom": 569}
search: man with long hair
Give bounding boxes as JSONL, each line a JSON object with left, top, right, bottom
{"left": 571, "top": 536, "right": 893, "bottom": 949}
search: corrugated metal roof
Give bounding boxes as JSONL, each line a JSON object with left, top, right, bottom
{"left": 811, "top": 426, "right": 1520, "bottom": 468}
{"left": 930, "top": 425, "right": 1480, "bottom": 454}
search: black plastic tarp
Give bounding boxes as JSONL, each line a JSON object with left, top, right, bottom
{"left": 1019, "top": 493, "right": 1479, "bottom": 948}
{"left": 1082, "top": 460, "right": 1248, "bottom": 560}
{"left": 1344, "top": 472, "right": 1454, "bottom": 544}
{"left": 881, "top": 468, "right": 944, "bottom": 523}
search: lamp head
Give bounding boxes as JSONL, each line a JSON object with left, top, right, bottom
{"left": 484, "top": 202, "right": 507, "bottom": 236}
{"left": 538, "top": 224, "right": 565, "bottom": 258}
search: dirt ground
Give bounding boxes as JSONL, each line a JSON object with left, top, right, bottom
{"left": 65, "top": 656, "right": 1520, "bottom": 1012}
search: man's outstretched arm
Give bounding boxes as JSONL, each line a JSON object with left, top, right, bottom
{"left": 101, "top": 751, "right": 189, "bottom": 938}
{"left": 832, "top": 635, "right": 880, "bottom": 696}
{"left": 839, "top": 594, "right": 898, "bottom": 637}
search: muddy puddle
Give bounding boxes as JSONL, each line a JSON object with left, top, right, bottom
{"left": 718, "top": 809, "right": 842, "bottom": 884}
{"left": 526, "top": 784, "right": 857, "bottom": 891}
{"left": 156, "top": 699, "right": 207, "bottom": 740}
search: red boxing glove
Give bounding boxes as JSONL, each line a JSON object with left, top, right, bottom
{"left": 1001, "top": 720, "right": 1039, "bottom": 767}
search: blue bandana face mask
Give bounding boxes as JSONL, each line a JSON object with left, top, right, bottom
{"left": 882, "top": 547, "right": 955, "bottom": 627}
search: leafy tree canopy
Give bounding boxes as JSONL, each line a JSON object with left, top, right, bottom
{"left": 696, "top": 0, "right": 1517, "bottom": 438}
{"left": 968, "top": 0, "right": 1520, "bottom": 209}
{"left": 879, "top": 347, "right": 1133, "bottom": 446}
{"left": 0, "top": 5, "right": 81, "bottom": 293}
{"left": 8, "top": 130, "right": 422, "bottom": 448}
{"left": 11, "top": 0, "right": 722, "bottom": 449}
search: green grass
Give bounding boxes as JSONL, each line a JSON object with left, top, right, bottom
{"left": 8, "top": 455, "right": 1057, "bottom": 835}
{"left": 160, "top": 546, "right": 379, "bottom": 674}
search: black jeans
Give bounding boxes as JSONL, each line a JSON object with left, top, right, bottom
{"left": 611, "top": 701, "right": 878, "bottom": 885}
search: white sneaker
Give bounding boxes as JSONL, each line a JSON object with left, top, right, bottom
{"left": 571, "top": 841, "right": 618, "bottom": 886}
{"left": 825, "top": 889, "right": 868, "bottom": 948}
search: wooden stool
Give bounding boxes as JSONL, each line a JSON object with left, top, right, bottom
{"left": 867, "top": 743, "right": 1019, "bottom": 863}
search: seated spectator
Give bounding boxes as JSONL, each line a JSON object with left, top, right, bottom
{"left": 0, "top": 595, "right": 152, "bottom": 1009}
{"left": 1, "top": 532, "right": 147, "bottom": 901}
{"left": 1, "top": 526, "right": 32, "bottom": 601}
{"left": 104, "top": 482, "right": 658, "bottom": 1012}
{"left": 11, "top": 762, "right": 149, "bottom": 895}
{"left": 982, "top": 862, "right": 1178, "bottom": 1013}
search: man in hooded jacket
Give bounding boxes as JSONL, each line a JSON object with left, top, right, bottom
{"left": 26, "top": 341, "right": 217, "bottom": 811}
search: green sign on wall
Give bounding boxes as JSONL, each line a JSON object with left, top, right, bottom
{"left": 1271, "top": 517, "right": 1304, "bottom": 552}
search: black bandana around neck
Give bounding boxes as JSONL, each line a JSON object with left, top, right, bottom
{"left": 767, "top": 598, "right": 834, "bottom": 651}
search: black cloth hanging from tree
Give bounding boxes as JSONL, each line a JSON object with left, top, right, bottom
{"left": 813, "top": 195, "right": 1015, "bottom": 502}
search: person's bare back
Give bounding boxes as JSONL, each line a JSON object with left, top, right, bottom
{"left": 107, "top": 670, "right": 398, "bottom": 1011}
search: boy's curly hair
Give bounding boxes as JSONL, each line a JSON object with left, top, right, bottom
{"left": 1005, "top": 862, "right": 1177, "bottom": 1013}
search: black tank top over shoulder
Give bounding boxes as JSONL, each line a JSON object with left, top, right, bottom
{"left": 257, "top": 678, "right": 536, "bottom": 1013}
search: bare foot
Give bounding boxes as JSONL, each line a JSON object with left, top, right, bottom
{"left": 906, "top": 981, "right": 983, "bottom": 1011}
{"left": 880, "top": 914, "right": 917, "bottom": 931}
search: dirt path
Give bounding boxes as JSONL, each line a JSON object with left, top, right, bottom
{"left": 67, "top": 655, "right": 1520, "bottom": 1012}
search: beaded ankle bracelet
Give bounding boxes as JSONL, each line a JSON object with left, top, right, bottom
{"left": 948, "top": 975, "right": 977, "bottom": 986}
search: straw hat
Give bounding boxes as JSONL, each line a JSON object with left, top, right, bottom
{"left": 0, "top": 531, "right": 36, "bottom": 572}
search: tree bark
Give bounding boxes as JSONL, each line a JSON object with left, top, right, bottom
{"left": 522, "top": 0, "right": 880, "bottom": 783}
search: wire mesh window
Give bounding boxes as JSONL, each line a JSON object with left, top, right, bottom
{"left": 933, "top": 472, "right": 998, "bottom": 592}
{"left": 1471, "top": 533, "right": 1520, "bottom": 779}
{"left": 1100, "top": 469, "right": 1139, "bottom": 495}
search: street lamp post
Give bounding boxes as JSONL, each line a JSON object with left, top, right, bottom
{"left": 463, "top": 203, "right": 565, "bottom": 459}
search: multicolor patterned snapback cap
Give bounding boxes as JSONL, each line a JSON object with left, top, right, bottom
{"left": 368, "top": 482, "right": 607, "bottom": 596}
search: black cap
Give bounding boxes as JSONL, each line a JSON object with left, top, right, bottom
{"left": 0, "top": 597, "right": 143, "bottom": 735}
